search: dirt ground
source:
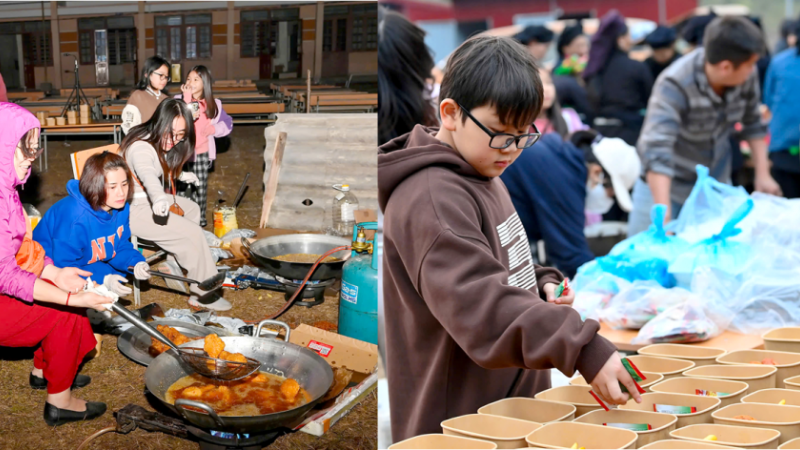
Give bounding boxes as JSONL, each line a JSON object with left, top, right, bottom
{"left": 2, "top": 125, "right": 377, "bottom": 449}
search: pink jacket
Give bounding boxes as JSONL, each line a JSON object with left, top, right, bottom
{"left": 175, "top": 94, "right": 233, "bottom": 161}
{"left": 0, "top": 103, "right": 52, "bottom": 302}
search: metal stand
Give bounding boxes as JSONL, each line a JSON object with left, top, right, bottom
{"left": 60, "top": 54, "right": 95, "bottom": 119}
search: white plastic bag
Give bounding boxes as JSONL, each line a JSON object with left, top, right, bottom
{"left": 631, "top": 299, "right": 721, "bottom": 345}
{"left": 599, "top": 282, "right": 690, "bottom": 330}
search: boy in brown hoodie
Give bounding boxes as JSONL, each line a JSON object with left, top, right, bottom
{"left": 379, "top": 35, "right": 642, "bottom": 442}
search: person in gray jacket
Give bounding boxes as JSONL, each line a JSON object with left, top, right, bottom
{"left": 628, "top": 16, "right": 780, "bottom": 236}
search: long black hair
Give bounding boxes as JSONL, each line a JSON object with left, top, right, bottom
{"left": 137, "top": 56, "right": 170, "bottom": 91}
{"left": 187, "top": 65, "right": 218, "bottom": 120}
{"left": 121, "top": 98, "right": 195, "bottom": 181}
{"left": 539, "top": 69, "right": 569, "bottom": 138}
{"left": 378, "top": 6, "right": 437, "bottom": 146}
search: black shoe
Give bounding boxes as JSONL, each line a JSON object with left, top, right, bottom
{"left": 43, "top": 401, "right": 107, "bottom": 427}
{"left": 30, "top": 373, "right": 91, "bottom": 390}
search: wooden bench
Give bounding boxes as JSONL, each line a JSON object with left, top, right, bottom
{"left": 102, "top": 104, "right": 126, "bottom": 118}
{"left": 298, "top": 93, "right": 377, "bottom": 104}
{"left": 223, "top": 102, "right": 285, "bottom": 115}
{"left": 7, "top": 91, "right": 45, "bottom": 101}
{"left": 39, "top": 122, "right": 123, "bottom": 172}
{"left": 60, "top": 88, "right": 118, "bottom": 100}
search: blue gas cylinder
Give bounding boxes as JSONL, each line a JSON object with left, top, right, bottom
{"left": 338, "top": 222, "right": 378, "bottom": 345}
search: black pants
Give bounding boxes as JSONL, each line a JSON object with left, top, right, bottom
{"left": 770, "top": 151, "right": 800, "bottom": 199}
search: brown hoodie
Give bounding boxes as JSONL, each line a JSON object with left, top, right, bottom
{"left": 379, "top": 125, "right": 617, "bottom": 441}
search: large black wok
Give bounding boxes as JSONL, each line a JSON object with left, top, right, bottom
{"left": 241, "top": 234, "right": 351, "bottom": 281}
{"left": 144, "top": 320, "right": 334, "bottom": 433}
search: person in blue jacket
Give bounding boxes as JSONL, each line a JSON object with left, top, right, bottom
{"left": 763, "top": 20, "right": 800, "bottom": 199}
{"left": 501, "top": 128, "right": 641, "bottom": 278}
{"left": 33, "top": 152, "right": 151, "bottom": 295}
{"left": 500, "top": 132, "right": 592, "bottom": 279}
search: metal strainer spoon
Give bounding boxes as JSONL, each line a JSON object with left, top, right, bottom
{"left": 110, "top": 303, "right": 260, "bottom": 381}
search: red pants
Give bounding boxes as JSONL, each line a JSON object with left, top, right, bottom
{"left": 0, "top": 294, "right": 96, "bottom": 394}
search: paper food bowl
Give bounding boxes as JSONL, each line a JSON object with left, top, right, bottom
{"left": 389, "top": 434, "right": 499, "bottom": 449}
{"left": 573, "top": 409, "right": 677, "bottom": 448}
{"left": 570, "top": 372, "right": 664, "bottom": 392}
{"left": 638, "top": 344, "right": 727, "bottom": 367}
{"left": 779, "top": 437, "right": 800, "bottom": 449}
{"left": 717, "top": 350, "right": 800, "bottom": 389}
{"left": 763, "top": 328, "right": 800, "bottom": 354}
{"left": 626, "top": 355, "right": 696, "bottom": 381}
{"left": 618, "top": 392, "right": 721, "bottom": 428}
{"left": 524, "top": 421, "right": 638, "bottom": 449}
{"left": 639, "top": 440, "right": 737, "bottom": 449}
{"left": 441, "top": 414, "right": 541, "bottom": 449}
{"left": 742, "top": 388, "right": 800, "bottom": 407}
{"left": 683, "top": 365, "right": 778, "bottom": 393}
{"left": 669, "top": 423, "right": 781, "bottom": 449}
{"left": 478, "top": 398, "right": 576, "bottom": 424}
{"left": 784, "top": 375, "right": 800, "bottom": 391}
{"left": 534, "top": 385, "right": 603, "bottom": 418}
{"left": 712, "top": 403, "right": 800, "bottom": 444}
{"left": 649, "top": 377, "right": 749, "bottom": 407}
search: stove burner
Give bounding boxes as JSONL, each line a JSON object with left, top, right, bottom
{"left": 115, "top": 404, "right": 286, "bottom": 450}
{"left": 274, "top": 276, "right": 336, "bottom": 308}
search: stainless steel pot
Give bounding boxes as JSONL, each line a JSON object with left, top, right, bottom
{"left": 144, "top": 320, "right": 333, "bottom": 433}
{"left": 241, "top": 234, "right": 350, "bottom": 281}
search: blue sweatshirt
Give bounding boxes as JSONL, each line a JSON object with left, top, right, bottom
{"left": 764, "top": 48, "right": 800, "bottom": 153}
{"left": 33, "top": 179, "right": 144, "bottom": 281}
{"left": 500, "top": 133, "right": 594, "bottom": 278}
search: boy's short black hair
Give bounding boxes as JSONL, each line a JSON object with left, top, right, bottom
{"left": 440, "top": 35, "right": 543, "bottom": 130}
{"left": 703, "top": 16, "right": 765, "bottom": 66}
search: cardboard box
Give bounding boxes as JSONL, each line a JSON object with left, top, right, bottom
{"left": 289, "top": 324, "right": 378, "bottom": 382}
{"left": 295, "top": 372, "right": 377, "bottom": 436}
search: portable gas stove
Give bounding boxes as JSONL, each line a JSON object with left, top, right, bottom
{"left": 224, "top": 266, "right": 336, "bottom": 308}
{"left": 115, "top": 404, "right": 287, "bottom": 450}
{"left": 274, "top": 275, "right": 336, "bottom": 307}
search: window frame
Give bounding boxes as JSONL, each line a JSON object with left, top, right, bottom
{"left": 78, "top": 17, "right": 136, "bottom": 66}
{"left": 154, "top": 13, "right": 212, "bottom": 61}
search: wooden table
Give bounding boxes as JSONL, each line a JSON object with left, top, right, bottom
{"left": 39, "top": 122, "right": 122, "bottom": 172}
{"left": 598, "top": 323, "right": 765, "bottom": 353}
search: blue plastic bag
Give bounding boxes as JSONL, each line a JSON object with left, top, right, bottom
{"left": 668, "top": 165, "right": 749, "bottom": 244}
{"left": 594, "top": 205, "right": 689, "bottom": 287}
{"left": 668, "top": 198, "right": 754, "bottom": 288}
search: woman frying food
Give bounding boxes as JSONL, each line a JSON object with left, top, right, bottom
{"left": 0, "top": 103, "right": 112, "bottom": 426}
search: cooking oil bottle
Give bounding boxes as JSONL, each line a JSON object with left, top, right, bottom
{"left": 332, "top": 184, "right": 358, "bottom": 237}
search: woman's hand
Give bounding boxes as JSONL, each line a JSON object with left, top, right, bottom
{"left": 52, "top": 267, "right": 91, "bottom": 293}
{"left": 69, "top": 291, "right": 115, "bottom": 311}
{"left": 103, "top": 274, "right": 132, "bottom": 296}
{"left": 133, "top": 262, "right": 151, "bottom": 281}
{"left": 542, "top": 281, "right": 575, "bottom": 306}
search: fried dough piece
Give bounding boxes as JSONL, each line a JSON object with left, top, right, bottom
{"left": 734, "top": 415, "right": 757, "bottom": 421}
{"left": 219, "top": 350, "right": 248, "bottom": 364}
{"left": 204, "top": 333, "right": 225, "bottom": 359}
{"left": 280, "top": 378, "right": 300, "bottom": 401}
{"left": 183, "top": 386, "right": 204, "bottom": 399}
{"left": 321, "top": 368, "right": 353, "bottom": 402}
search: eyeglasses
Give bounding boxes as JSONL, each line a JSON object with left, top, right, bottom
{"left": 458, "top": 103, "right": 541, "bottom": 150}
{"left": 169, "top": 132, "right": 185, "bottom": 145}
{"left": 152, "top": 71, "right": 169, "bottom": 81}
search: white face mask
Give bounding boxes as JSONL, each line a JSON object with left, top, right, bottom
{"left": 585, "top": 176, "right": 615, "bottom": 214}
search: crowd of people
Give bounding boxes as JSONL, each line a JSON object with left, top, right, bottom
{"left": 0, "top": 56, "right": 233, "bottom": 427}
{"left": 380, "top": 7, "right": 800, "bottom": 279}
{"left": 378, "top": 5, "right": 800, "bottom": 443}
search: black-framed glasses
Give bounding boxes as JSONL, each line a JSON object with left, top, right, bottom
{"left": 169, "top": 132, "right": 186, "bottom": 145}
{"left": 152, "top": 71, "right": 169, "bottom": 81}
{"left": 458, "top": 103, "right": 541, "bottom": 150}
